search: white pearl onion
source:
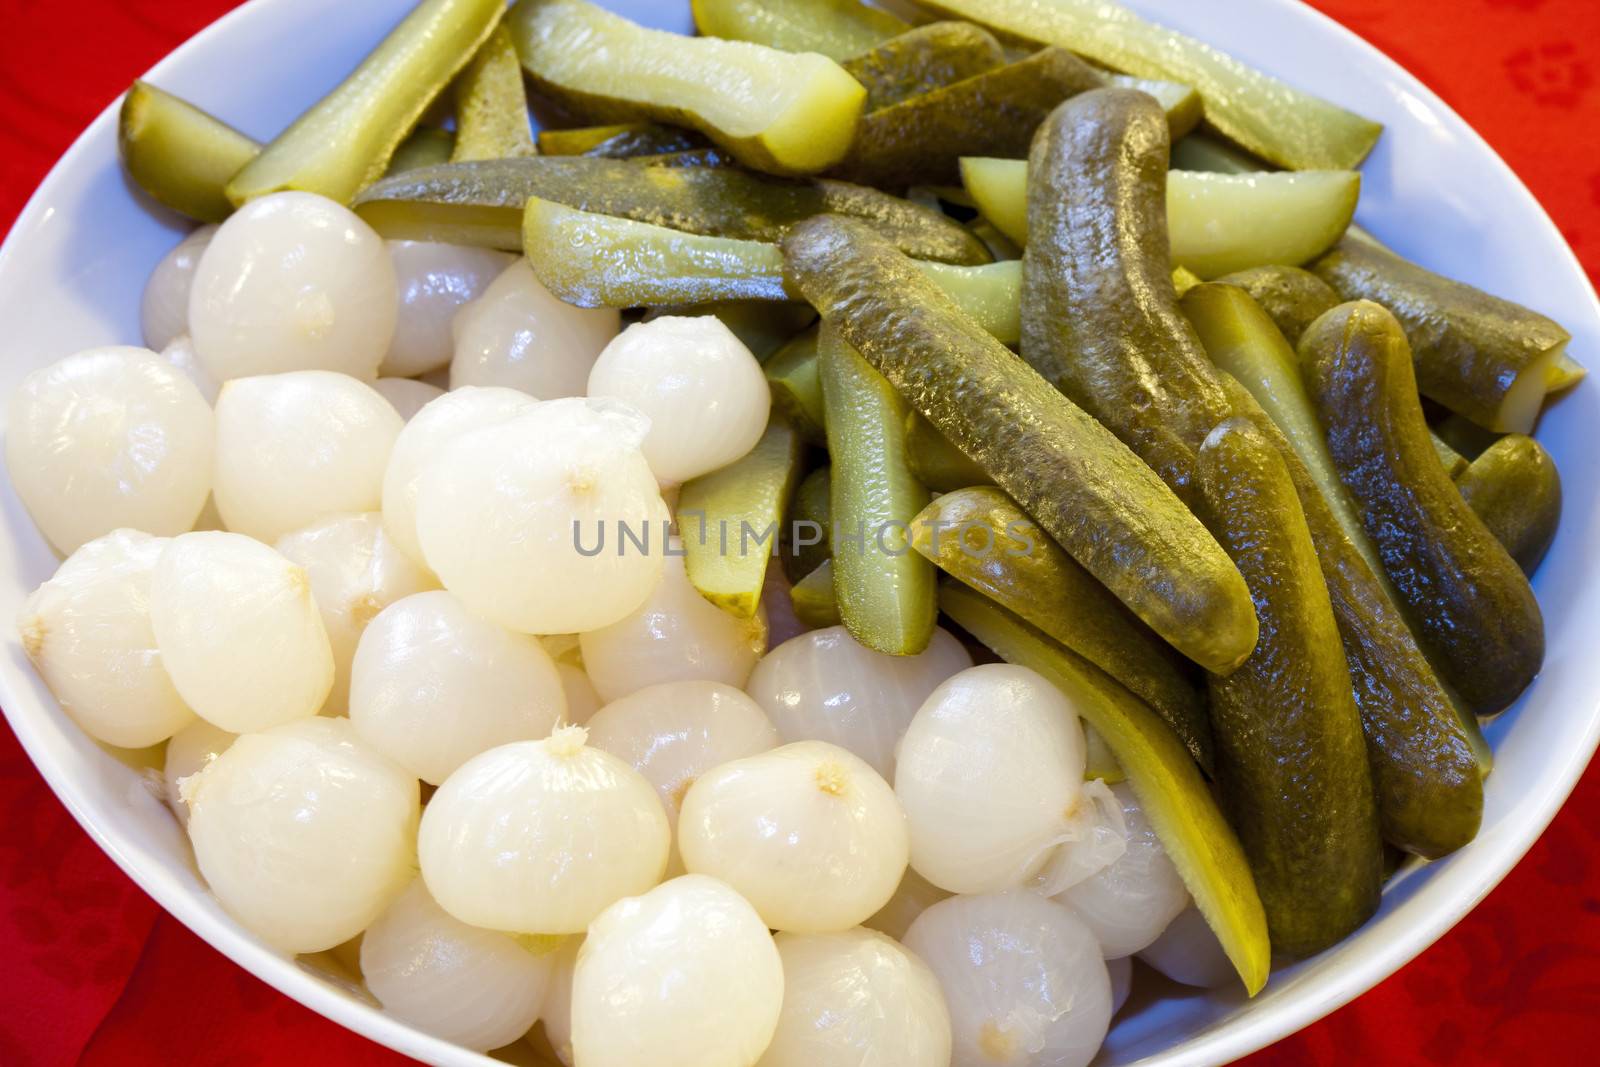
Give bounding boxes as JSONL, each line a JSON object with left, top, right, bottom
{"left": 451, "top": 258, "right": 619, "bottom": 397}
{"left": 586, "top": 316, "right": 770, "bottom": 485}
{"left": 419, "top": 727, "right": 670, "bottom": 934}
{"left": 1136, "top": 906, "right": 1232, "bottom": 989}
{"left": 896, "top": 664, "right": 1122, "bottom": 896}
{"left": 759, "top": 928, "right": 952, "bottom": 1067}
{"left": 161, "top": 335, "right": 221, "bottom": 405}
{"left": 361, "top": 878, "right": 556, "bottom": 1051}
{"left": 6, "top": 347, "right": 213, "bottom": 554}
{"left": 380, "top": 385, "right": 537, "bottom": 568}
{"left": 350, "top": 590, "right": 566, "bottom": 785}
{"left": 184, "top": 717, "right": 418, "bottom": 953}
{"left": 1055, "top": 781, "right": 1189, "bottom": 958}
{"left": 162, "top": 717, "right": 235, "bottom": 828}
{"left": 213, "top": 371, "right": 402, "bottom": 543}
{"left": 903, "top": 890, "right": 1112, "bottom": 1067}
{"left": 679, "top": 740, "right": 908, "bottom": 933}
{"left": 142, "top": 225, "right": 216, "bottom": 351}
{"left": 414, "top": 397, "right": 668, "bottom": 635}
{"left": 572, "top": 875, "right": 783, "bottom": 1067}
{"left": 746, "top": 625, "right": 971, "bottom": 780}
{"left": 1107, "top": 955, "right": 1132, "bottom": 1016}
{"left": 584, "top": 679, "right": 780, "bottom": 840}
{"left": 371, "top": 377, "right": 444, "bottom": 421}
{"left": 863, "top": 866, "right": 952, "bottom": 943}
{"left": 382, "top": 240, "right": 514, "bottom": 378}
{"left": 149, "top": 531, "right": 333, "bottom": 732}
{"left": 579, "top": 547, "right": 768, "bottom": 703}
{"left": 274, "top": 513, "right": 439, "bottom": 715}
{"left": 189, "top": 191, "right": 396, "bottom": 381}
{"left": 539, "top": 936, "right": 581, "bottom": 1066}
{"left": 18, "top": 529, "right": 196, "bottom": 747}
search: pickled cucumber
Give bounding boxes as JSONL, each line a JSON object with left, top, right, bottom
{"left": 451, "top": 25, "right": 537, "bottom": 162}
{"left": 939, "top": 583, "right": 1269, "bottom": 996}
{"left": 818, "top": 325, "right": 937, "bottom": 656}
{"left": 227, "top": 0, "right": 504, "bottom": 204}
{"left": 1172, "top": 131, "right": 1266, "bottom": 174}
{"left": 1313, "top": 234, "right": 1571, "bottom": 433}
{"left": 962, "top": 154, "right": 1359, "bottom": 276}
{"left": 783, "top": 214, "right": 1258, "bottom": 676}
{"left": 765, "top": 328, "right": 826, "bottom": 443}
{"left": 537, "top": 122, "right": 705, "bottom": 157}
{"left": 840, "top": 21, "right": 1005, "bottom": 110}
{"left": 1213, "top": 265, "right": 1341, "bottom": 345}
{"left": 913, "top": 260, "right": 1020, "bottom": 343}
{"left": 913, "top": 488, "right": 1211, "bottom": 770}
{"left": 353, "top": 156, "right": 990, "bottom": 263}
{"left": 916, "top": 0, "right": 1383, "bottom": 170}
{"left": 1456, "top": 434, "right": 1562, "bottom": 575}
{"left": 790, "top": 559, "right": 841, "bottom": 628}
{"left": 509, "top": 0, "right": 865, "bottom": 174}
{"left": 678, "top": 417, "right": 803, "bottom": 618}
{"left": 386, "top": 126, "right": 456, "bottom": 174}
{"left": 1547, "top": 351, "right": 1587, "bottom": 394}
{"left": 1197, "top": 417, "right": 1381, "bottom": 958}
{"left": 903, "top": 412, "right": 992, "bottom": 493}
{"left": 119, "top": 81, "right": 260, "bottom": 222}
{"left": 1301, "top": 301, "right": 1545, "bottom": 714}
{"left": 782, "top": 466, "right": 832, "bottom": 583}
{"left": 1432, "top": 433, "right": 1469, "bottom": 479}
{"left": 690, "top": 0, "right": 907, "bottom": 61}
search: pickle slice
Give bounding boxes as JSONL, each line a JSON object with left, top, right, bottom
{"left": 765, "top": 328, "right": 826, "bottom": 444}
{"left": 790, "top": 559, "right": 841, "bottom": 629}
{"left": 783, "top": 466, "right": 833, "bottom": 583}
{"left": 691, "top": 0, "right": 907, "bottom": 61}
{"left": 353, "top": 156, "right": 989, "bottom": 264}
{"left": 903, "top": 412, "right": 991, "bottom": 493}
{"left": 451, "top": 25, "right": 537, "bottom": 162}
{"left": 537, "top": 123, "right": 705, "bottom": 158}
{"left": 119, "top": 81, "right": 260, "bottom": 223}
{"left": 818, "top": 325, "right": 937, "bottom": 656}
{"left": 678, "top": 417, "right": 803, "bottom": 618}
{"left": 940, "top": 582, "right": 1269, "bottom": 996}
{"left": 1211, "top": 265, "right": 1341, "bottom": 345}
{"left": 1172, "top": 132, "right": 1268, "bottom": 174}
{"left": 914, "top": 261, "right": 1020, "bottom": 343}
{"left": 1105, "top": 74, "right": 1202, "bottom": 139}
{"left": 962, "top": 156, "right": 1358, "bottom": 276}
{"left": 918, "top": 0, "right": 1382, "bottom": 170}
{"left": 1547, "top": 351, "right": 1587, "bottom": 393}
{"left": 509, "top": 0, "right": 865, "bottom": 174}
{"left": 227, "top": 0, "right": 505, "bottom": 204}
{"left": 913, "top": 488, "right": 1211, "bottom": 770}
{"left": 387, "top": 126, "right": 456, "bottom": 175}
{"left": 840, "top": 22, "right": 1005, "bottom": 111}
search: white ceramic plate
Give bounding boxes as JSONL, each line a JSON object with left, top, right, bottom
{"left": 1, "top": 1, "right": 1596, "bottom": 1064}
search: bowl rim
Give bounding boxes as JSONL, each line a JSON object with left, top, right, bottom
{"left": 2, "top": 1, "right": 1598, "bottom": 1065}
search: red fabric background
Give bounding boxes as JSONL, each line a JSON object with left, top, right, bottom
{"left": 3, "top": 0, "right": 1600, "bottom": 1063}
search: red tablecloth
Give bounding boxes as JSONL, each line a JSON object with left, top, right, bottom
{"left": 4, "top": 0, "right": 1600, "bottom": 1063}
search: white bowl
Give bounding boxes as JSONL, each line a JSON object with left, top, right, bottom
{"left": 1, "top": 0, "right": 1596, "bottom": 1063}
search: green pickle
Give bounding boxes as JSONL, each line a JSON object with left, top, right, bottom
{"left": 765, "top": 329, "right": 826, "bottom": 444}
{"left": 451, "top": 25, "right": 538, "bottom": 162}
{"left": 510, "top": 0, "right": 865, "bottom": 174}
{"left": 678, "top": 417, "right": 803, "bottom": 618}
{"left": 790, "top": 559, "right": 842, "bottom": 629}
{"left": 1171, "top": 132, "right": 1267, "bottom": 174}
{"left": 782, "top": 214, "right": 1259, "bottom": 676}
{"left": 903, "top": 412, "right": 991, "bottom": 493}
{"left": 119, "top": 81, "right": 261, "bottom": 222}
{"left": 912, "top": 488, "right": 1212, "bottom": 771}
{"left": 227, "top": 0, "right": 505, "bottom": 204}
{"left": 940, "top": 583, "right": 1270, "bottom": 996}
{"left": 1432, "top": 433, "right": 1470, "bottom": 479}
{"left": 916, "top": 0, "right": 1383, "bottom": 170}
{"left": 387, "top": 126, "right": 456, "bottom": 174}
{"left": 1212, "top": 265, "right": 1341, "bottom": 345}
{"left": 690, "top": 0, "right": 907, "bottom": 61}
{"left": 537, "top": 123, "right": 705, "bottom": 158}
{"left": 1456, "top": 435, "right": 1562, "bottom": 575}
{"left": 1300, "top": 302, "right": 1545, "bottom": 715}
{"left": 1197, "top": 417, "right": 1382, "bottom": 958}
{"left": 818, "top": 325, "right": 937, "bottom": 656}
{"left": 914, "top": 261, "right": 1020, "bottom": 343}
{"left": 840, "top": 22, "right": 1005, "bottom": 111}
{"left": 782, "top": 466, "right": 833, "bottom": 583}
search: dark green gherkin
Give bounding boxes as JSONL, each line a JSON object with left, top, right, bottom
{"left": 840, "top": 21, "right": 1006, "bottom": 111}
{"left": 1456, "top": 435, "right": 1562, "bottom": 575}
{"left": 1213, "top": 265, "right": 1341, "bottom": 346}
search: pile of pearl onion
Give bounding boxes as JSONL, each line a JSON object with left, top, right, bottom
{"left": 1055, "top": 781, "right": 1190, "bottom": 958}
{"left": 6, "top": 348, "right": 213, "bottom": 554}
{"left": 1138, "top": 907, "right": 1234, "bottom": 989}
{"left": 760, "top": 928, "right": 952, "bottom": 1067}
{"left": 572, "top": 875, "right": 782, "bottom": 1067}
{"left": 579, "top": 547, "right": 768, "bottom": 701}
{"left": 149, "top": 531, "right": 333, "bottom": 732}
{"left": 895, "top": 663, "right": 1125, "bottom": 895}
{"left": 361, "top": 878, "right": 556, "bottom": 1051}
{"left": 381, "top": 240, "right": 514, "bottom": 378}
{"left": 413, "top": 397, "right": 668, "bottom": 635}
{"left": 141, "top": 224, "right": 216, "bottom": 350}
{"left": 188, "top": 191, "right": 397, "bottom": 381}
{"left": 183, "top": 717, "right": 418, "bottom": 953}
{"left": 903, "top": 890, "right": 1112, "bottom": 1067}
{"left": 586, "top": 315, "right": 770, "bottom": 486}
{"left": 451, "top": 258, "right": 618, "bottom": 397}
{"left": 162, "top": 718, "right": 235, "bottom": 828}
{"left": 418, "top": 726, "right": 669, "bottom": 934}
{"left": 745, "top": 625, "right": 971, "bottom": 779}
{"left": 350, "top": 590, "right": 567, "bottom": 784}
{"left": 678, "top": 740, "right": 908, "bottom": 932}
{"left": 213, "top": 371, "right": 402, "bottom": 542}
{"left": 18, "top": 529, "right": 195, "bottom": 747}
